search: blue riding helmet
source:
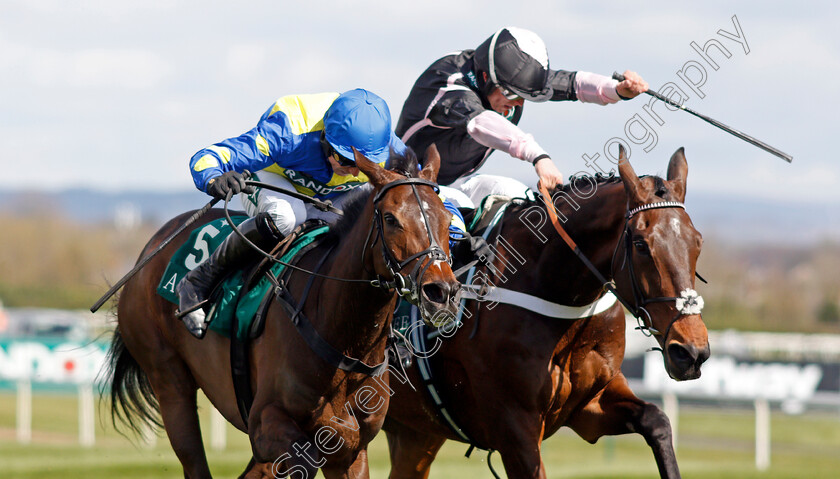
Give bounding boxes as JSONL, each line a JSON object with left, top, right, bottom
{"left": 324, "top": 89, "right": 393, "bottom": 164}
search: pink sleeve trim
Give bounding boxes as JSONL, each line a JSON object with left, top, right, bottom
{"left": 574, "top": 71, "right": 621, "bottom": 105}
{"left": 466, "top": 111, "right": 548, "bottom": 163}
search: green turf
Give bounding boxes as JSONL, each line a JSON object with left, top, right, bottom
{"left": 1, "top": 392, "right": 838, "bottom": 478}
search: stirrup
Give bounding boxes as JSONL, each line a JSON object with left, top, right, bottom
{"left": 178, "top": 307, "right": 209, "bottom": 339}
{"left": 175, "top": 299, "right": 210, "bottom": 319}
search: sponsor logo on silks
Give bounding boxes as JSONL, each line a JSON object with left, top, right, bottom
{"left": 245, "top": 172, "right": 262, "bottom": 208}
{"left": 245, "top": 186, "right": 261, "bottom": 208}
{"left": 284, "top": 169, "right": 365, "bottom": 197}
{"left": 465, "top": 70, "right": 478, "bottom": 90}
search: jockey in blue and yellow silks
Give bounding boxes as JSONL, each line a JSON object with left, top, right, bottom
{"left": 190, "top": 92, "right": 398, "bottom": 202}
{"left": 178, "top": 89, "right": 466, "bottom": 339}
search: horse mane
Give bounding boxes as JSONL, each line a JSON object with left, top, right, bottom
{"left": 526, "top": 171, "right": 672, "bottom": 205}
{"left": 325, "top": 147, "right": 421, "bottom": 241}
{"left": 517, "top": 171, "right": 621, "bottom": 206}
{"left": 324, "top": 187, "right": 372, "bottom": 241}
{"left": 387, "top": 146, "right": 420, "bottom": 178}
{"left": 561, "top": 171, "right": 623, "bottom": 195}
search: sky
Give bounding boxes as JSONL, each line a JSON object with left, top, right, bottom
{"left": 1, "top": 0, "right": 838, "bottom": 206}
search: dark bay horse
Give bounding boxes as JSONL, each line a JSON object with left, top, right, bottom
{"left": 383, "top": 147, "right": 709, "bottom": 478}
{"left": 107, "top": 147, "right": 460, "bottom": 478}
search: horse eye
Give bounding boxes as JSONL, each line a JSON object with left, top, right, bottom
{"left": 384, "top": 213, "right": 400, "bottom": 227}
{"left": 633, "top": 238, "right": 651, "bottom": 255}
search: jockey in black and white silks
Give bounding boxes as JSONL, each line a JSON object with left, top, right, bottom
{"left": 396, "top": 27, "right": 649, "bottom": 207}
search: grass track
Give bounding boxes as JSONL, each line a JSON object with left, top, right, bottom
{"left": 1, "top": 393, "right": 838, "bottom": 478}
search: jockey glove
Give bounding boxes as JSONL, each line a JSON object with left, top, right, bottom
{"left": 206, "top": 170, "right": 256, "bottom": 199}
{"left": 468, "top": 235, "right": 494, "bottom": 266}
{"left": 453, "top": 233, "right": 495, "bottom": 266}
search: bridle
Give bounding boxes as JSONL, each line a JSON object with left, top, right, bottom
{"left": 224, "top": 175, "right": 448, "bottom": 304}
{"left": 612, "top": 201, "right": 704, "bottom": 344}
{"left": 536, "top": 183, "right": 703, "bottom": 346}
{"left": 364, "top": 176, "right": 450, "bottom": 305}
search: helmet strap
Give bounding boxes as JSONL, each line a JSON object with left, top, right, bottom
{"left": 478, "top": 71, "right": 496, "bottom": 100}
{"left": 487, "top": 28, "right": 503, "bottom": 88}
{"left": 319, "top": 130, "right": 334, "bottom": 158}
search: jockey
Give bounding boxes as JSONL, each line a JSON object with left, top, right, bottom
{"left": 178, "top": 89, "right": 465, "bottom": 338}
{"left": 395, "top": 26, "right": 649, "bottom": 206}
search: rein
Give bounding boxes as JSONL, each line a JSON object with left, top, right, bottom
{"left": 223, "top": 176, "right": 445, "bottom": 304}
{"left": 364, "top": 177, "right": 449, "bottom": 305}
{"left": 536, "top": 182, "right": 701, "bottom": 343}
{"left": 223, "top": 174, "right": 447, "bottom": 424}
{"left": 616, "top": 202, "right": 703, "bottom": 343}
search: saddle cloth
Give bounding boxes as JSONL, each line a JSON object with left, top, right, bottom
{"left": 156, "top": 217, "right": 329, "bottom": 340}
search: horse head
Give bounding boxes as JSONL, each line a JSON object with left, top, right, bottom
{"left": 354, "top": 144, "right": 460, "bottom": 327}
{"left": 615, "top": 145, "right": 709, "bottom": 380}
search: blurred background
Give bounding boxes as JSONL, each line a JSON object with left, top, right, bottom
{"left": 1, "top": 0, "right": 838, "bottom": 477}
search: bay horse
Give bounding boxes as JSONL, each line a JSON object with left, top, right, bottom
{"left": 106, "top": 146, "right": 460, "bottom": 478}
{"left": 383, "top": 147, "right": 709, "bottom": 478}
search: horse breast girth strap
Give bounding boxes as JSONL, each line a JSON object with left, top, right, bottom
{"left": 274, "top": 244, "right": 390, "bottom": 376}
{"left": 226, "top": 175, "right": 447, "bottom": 427}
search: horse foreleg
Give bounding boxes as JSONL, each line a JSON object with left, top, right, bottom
{"left": 567, "top": 374, "right": 680, "bottom": 479}
{"left": 321, "top": 448, "right": 369, "bottom": 479}
{"left": 495, "top": 426, "right": 546, "bottom": 479}
{"left": 246, "top": 403, "right": 321, "bottom": 479}
{"left": 384, "top": 420, "right": 446, "bottom": 479}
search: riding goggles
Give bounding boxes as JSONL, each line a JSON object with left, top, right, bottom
{"left": 333, "top": 152, "right": 355, "bottom": 167}
{"left": 320, "top": 130, "right": 356, "bottom": 167}
{"left": 496, "top": 84, "right": 522, "bottom": 101}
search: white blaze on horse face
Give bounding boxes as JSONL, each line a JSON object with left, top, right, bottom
{"left": 670, "top": 217, "right": 681, "bottom": 236}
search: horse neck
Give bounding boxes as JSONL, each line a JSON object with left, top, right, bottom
{"left": 505, "top": 182, "right": 628, "bottom": 306}
{"left": 317, "top": 201, "right": 394, "bottom": 357}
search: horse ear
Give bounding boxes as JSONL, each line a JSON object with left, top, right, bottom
{"left": 616, "top": 145, "right": 649, "bottom": 205}
{"left": 419, "top": 144, "right": 441, "bottom": 182}
{"left": 354, "top": 147, "right": 395, "bottom": 188}
{"left": 667, "top": 147, "right": 688, "bottom": 203}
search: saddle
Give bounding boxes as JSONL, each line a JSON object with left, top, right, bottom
{"left": 159, "top": 217, "right": 394, "bottom": 426}
{"left": 390, "top": 195, "right": 522, "bottom": 454}
{"left": 220, "top": 219, "right": 331, "bottom": 340}
{"left": 156, "top": 218, "right": 331, "bottom": 340}
{"left": 465, "top": 194, "right": 515, "bottom": 235}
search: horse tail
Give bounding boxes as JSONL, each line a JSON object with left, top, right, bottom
{"left": 104, "top": 326, "right": 163, "bottom": 436}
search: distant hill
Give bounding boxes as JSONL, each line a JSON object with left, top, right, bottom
{"left": 1, "top": 188, "right": 838, "bottom": 245}
{"left": 683, "top": 192, "right": 840, "bottom": 245}
{"left": 0, "top": 188, "right": 207, "bottom": 226}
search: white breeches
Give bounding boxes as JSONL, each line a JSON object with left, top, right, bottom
{"left": 239, "top": 170, "right": 370, "bottom": 236}
{"left": 448, "top": 174, "right": 530, "bottom": 207}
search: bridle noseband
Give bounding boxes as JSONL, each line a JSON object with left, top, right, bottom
{"left": 614, "top": 201, "right": 704, "bottom": 343}
{"left": 536, "top": 183, "right": 703, "bottom": 347}
{"left": 364, "top": 176, "right": 450, "bottom": 305}
{"left": 223, "top": 174, "right": 449, "bottom": 304}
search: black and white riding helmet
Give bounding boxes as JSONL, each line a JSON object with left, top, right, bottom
{"left": 474, "top": 27, "right": 553, "bottom": 102}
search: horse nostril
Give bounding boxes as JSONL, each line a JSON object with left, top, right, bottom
{"left": 667, "top": 342, "right": 697, "bottom": 368}
{"left": 422, "top": 282, "right": 449, "bottom": 305}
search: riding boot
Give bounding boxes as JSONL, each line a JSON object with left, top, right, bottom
{"left": 177, "top": 212, "right": 282, "bottom": 338}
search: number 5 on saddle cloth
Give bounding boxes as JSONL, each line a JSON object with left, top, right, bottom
{"left": 156, "top": 216, "right": 330, "bottom": 341}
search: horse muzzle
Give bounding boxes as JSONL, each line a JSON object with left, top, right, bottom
{"left": 663, "top": 314, "right": 710, "bottom": 380}
{"left": 418, "top": 277, "right": 461, "bottom": 328}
